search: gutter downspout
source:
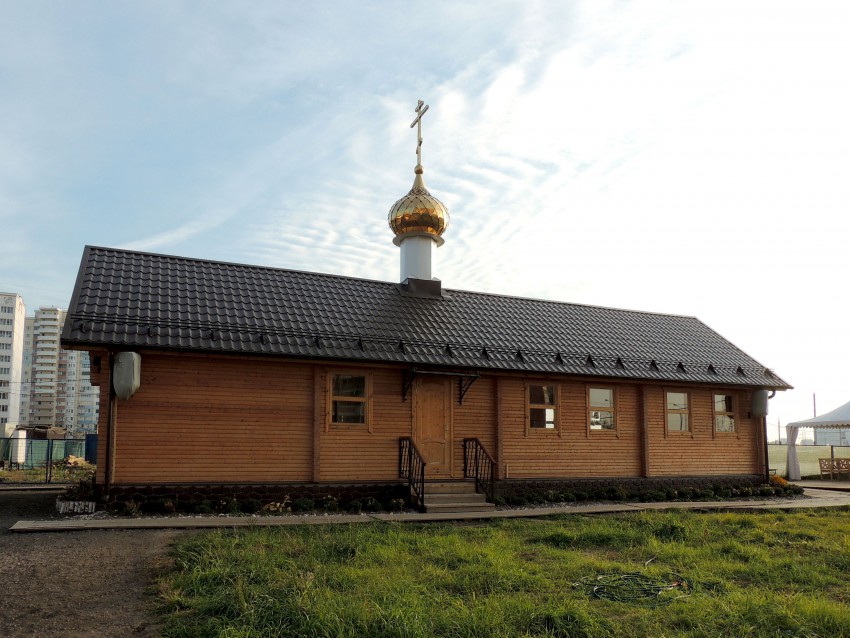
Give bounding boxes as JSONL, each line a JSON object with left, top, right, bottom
{"left": 104, "top": 350, "right": 116, "bottom": 497}
{"left": 641, "top": 385, "right": 650, "bottom": 477}
{"left": 762, "top": 390, "right": 776, "bottom": 483}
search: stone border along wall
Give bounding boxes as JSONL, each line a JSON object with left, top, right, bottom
{"left": 102, "top": 482, "right": 409, "bottom": 509}
{"left": 495, "top": 475, "right": 764, "bottom": 502}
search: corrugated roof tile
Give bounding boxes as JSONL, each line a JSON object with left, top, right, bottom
{"left": 60, "top": 246, "right": 791, "bottom": 388}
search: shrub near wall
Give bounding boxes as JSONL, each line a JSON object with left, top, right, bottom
{"left": 103, "top": 482, "right": 409, "bottom": 515}
{"left": 494, "top": 475, "right": 797, "bottom": 506}
{"left": 99, "top": 475, "right": 801, "bottom": 515}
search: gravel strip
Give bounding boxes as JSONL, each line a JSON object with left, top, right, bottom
{"left": 0, "top": 489, "right": 181, "bottom": 638}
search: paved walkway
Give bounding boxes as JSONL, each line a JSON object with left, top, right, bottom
{"left": 796, "top": 479, "right": 850, "bottom": 491}
{"left": 0, "top": 484, "right": 69, "bottom": 492}
{"left": 9, "top": 487, "right": 850, "bottom": 533}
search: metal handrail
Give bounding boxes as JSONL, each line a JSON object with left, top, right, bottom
{"left": 463, "top": 438, "right": 496, "bottom": 503}
{"left": 399, "top": 437, "right": 426, "bottom": 512}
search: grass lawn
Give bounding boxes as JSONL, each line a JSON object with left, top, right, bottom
{"left": 157, "top": 508, "right": 850, "bottom": 637}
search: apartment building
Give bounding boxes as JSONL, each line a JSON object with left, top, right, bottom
{"left": 57, "top": 347, "right": 100, "bottom": 435}
{"left": 0, "top": 292, "right": 26, "bottom": 437}
{"left": 19, "top": 307, "right": 99, "bottom": 437}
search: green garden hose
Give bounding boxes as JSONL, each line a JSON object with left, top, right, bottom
{"left": 572, "top": 572, "right": 691, "bottom": 607}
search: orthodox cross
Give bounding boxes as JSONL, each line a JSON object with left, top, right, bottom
{"left": 409, "top": 99, "right": 429, "bottom": 168}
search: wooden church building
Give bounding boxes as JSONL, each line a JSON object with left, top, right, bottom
{"left": 62, "top": 102, "right": 790, "bottom": 510}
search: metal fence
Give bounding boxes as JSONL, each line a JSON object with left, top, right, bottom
{"left": 768, "top": 444, "right": 850, "bottom": 478}
{"left": 0, "top": 438, "right": 96, "bottom": 484}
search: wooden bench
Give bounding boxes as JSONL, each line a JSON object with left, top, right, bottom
{"left": 819, "top": 458, "right": 850, "bottom": 480}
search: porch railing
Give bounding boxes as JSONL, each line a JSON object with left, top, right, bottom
{"left": 463, "top": 438, "right": 496, "bottom": 503}
{"left": 399, "top": 437, "right": 426, "bottom": 512}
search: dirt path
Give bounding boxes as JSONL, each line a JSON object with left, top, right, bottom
{"left": 0, "top": 489, "right": 182, "bottom": 638}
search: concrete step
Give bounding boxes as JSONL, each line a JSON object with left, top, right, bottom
{"left": 426, "top": 501, "right": 496, "bottom": 513}
{"left": 424, "top": 492, "right": 488, "bottom": 505}
{"left": 418, "top": 480, "right": 495, "bottom": 513}
{"left": 422, "top": 481, "right": 478, "bottom": 494}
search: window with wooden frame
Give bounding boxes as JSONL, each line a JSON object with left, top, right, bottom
{"left": 588, "top": 386, "right": 617, "bottom": 433}
{"left": 329, "top": 372, "right": 371, "bottom": 430}
{"left": 666, "top": 390, "right": 690, "bottom": 433}
{"left": 713, "top": 393, "right": 735, "bottom": 433}
{"left": 527, "top": 383, "right": 558, "bottom": 432}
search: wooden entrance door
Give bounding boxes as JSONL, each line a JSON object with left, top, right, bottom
{"left": 414, "top": 376, "right": 453, "bottom": 477}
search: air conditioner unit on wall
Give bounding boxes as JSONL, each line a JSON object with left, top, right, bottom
{"left": 751, "top": 389, "right": 769, "bottom": 418}
{"left": 113, "top": 352, "right": 141, "bottom": 400}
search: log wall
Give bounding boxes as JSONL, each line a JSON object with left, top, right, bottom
{"left": 498, "top": 378, "right": 643, "bottom": 478}
{"left": 452, "top": 376, "right": 498, "bottom": 474}
{"left": 643, "top": 386, "right": 759, "bottom": 476}
{"left": 87, "top": 351, "right": 762, "bottom": 485}
{"left": 316, "top": 366, "right": 412, "bottom": 481}
{"left": 112, "top": 353, "right": 314, "bottom": 483}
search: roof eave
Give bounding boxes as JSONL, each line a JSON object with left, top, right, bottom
{"left": 56, "top": 335, "right": 792, "bottom": 390}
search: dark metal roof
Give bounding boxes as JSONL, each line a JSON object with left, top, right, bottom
{"left": 61, "top": 246, "right": 790, "bottom": 389}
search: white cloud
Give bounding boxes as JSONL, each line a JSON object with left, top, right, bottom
{"left": 4, "top": 0, "right": 849, "bottom": 430}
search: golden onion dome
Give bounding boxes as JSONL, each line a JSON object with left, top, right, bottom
{"left": 388, "top": 165, "right": 450, "bottom": 245}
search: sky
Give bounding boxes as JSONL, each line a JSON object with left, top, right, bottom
{"left": 1, "top": 1, "right": 848, "bottom": 439}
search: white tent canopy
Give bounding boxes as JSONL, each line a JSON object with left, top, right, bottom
{"left": 787, "top": 400, "right": 850, "bottom": 429}
{"left": 785, "top": 400, "right": 850, "bottom": 480}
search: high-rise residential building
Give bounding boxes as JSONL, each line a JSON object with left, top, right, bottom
{"left": 19, "top": 317, "right": 34, "bottom": 431}
{"left": 57, "top": 347, "right": 100, "bottom": 435}
{"left": 24, "top": 309, "right": 62, "bottom": 432}
{"left": 19, "top": 307, "right": 100, "bottom": 437}
{"left": 0, "top": 292, "right": 26, "bottom": 437}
